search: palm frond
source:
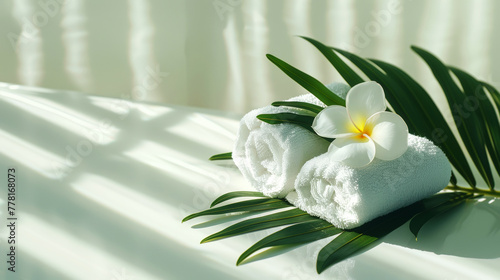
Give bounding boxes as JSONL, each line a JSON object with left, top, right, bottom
{"left": 193, "top": 38, "right": 500, "bottom": 274}
{"left": 368, "top": 59, "right": 475, "bottom": 187}
{"left": 449, "top": 66, "right": 500, "bottom": 180}
{"left": 237, "top": 219, "right": 340, "bottom": 265}
{"left": 298, "top": 38, "right": 500, "bottom": 194}
{"left": 182, "top": 198, "right": 291, "bottom": 222}
{"left": 411, "top": 46, "right": 494, "bottom": 189}
{"left": 201, "top": 208, "right": 316, "bottom": 243}
{"left": 184, "top": 191, "right": 473, "bottom": 274}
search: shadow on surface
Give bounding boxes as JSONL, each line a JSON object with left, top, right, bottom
{"left": 385, "top": 198, "right": 500, "bottom": 259}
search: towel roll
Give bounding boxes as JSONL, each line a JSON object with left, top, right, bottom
{"left": 233, "top": 83, "right": 349, "bottom": 198}
{"left": 286, "top": 134, "right": 452, "bottom": 229}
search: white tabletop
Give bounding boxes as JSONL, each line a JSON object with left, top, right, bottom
{"left": 0, "top": 83, "right": 499, "bottom": 280}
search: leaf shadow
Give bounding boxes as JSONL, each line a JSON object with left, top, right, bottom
{"left": 385, "top": 197, "right": 500, "bottom": 259}
{"left": 191, "top": 211, "right": 264, "bottom": 229}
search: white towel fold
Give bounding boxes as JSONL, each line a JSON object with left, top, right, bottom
{"left": 233, "top": 83, "right": 349, "bottom": 198}
{"left": 286, "top": 134, "right": 452, "bottom": 229}
{"left": 325, "top": 82, "right": 350, "bottom": 100}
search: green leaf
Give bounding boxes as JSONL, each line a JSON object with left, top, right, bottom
{"left": 323, "top": 45, "right": 475, "bottom": 187}
{"left": 331, "top": 48, "right": 427, "bottom": 138}
{"left": 182, "top": 198, "right": 291, "bottom": 223}
{"left": 369, "top": 59, "right": 476, "bottom": 188}
{"left": 300, "top": 36, "right": 364, "bottom": 87}
{"left": 481, "top": 81, "right": 500, "bottom": 111}
{"left": 271, "top": 101, "right": 323, "bottom": 114}
{"left": 266, "top": 54, "right": 345, "bottom": 106}
{"left": 450, "top": 66, "right": 500, "bottom": 184}
{"left": 317, "top": 231, "right": 377, "bottom": 273}
{"left": 450, "top": 173, "right": 458, "bottom": 187}
{"left": 316, "top": 192, "right": 467, "bottom": 273}
{"left": 445, "top": 185, "right": 500, "bottom": 198}
{"left": 409, "top": 192, "right": 474, "bottom": 239}
{"left": 411, "top": 46, "right": 493, "bottom": 189}
{"left": 209, "top": 152, "right": 232, "bottom": 161}
{"left": 237, "top": 219, "right": 341, "bottom": 265}
{"left": 201, "top": 208, "right": 317, "bottom": 243}
{"left": 257, "top": 113, "right": 315, "bottom": 132}
{"left": 211, "top": 191, "right": 268, "bottom": 208}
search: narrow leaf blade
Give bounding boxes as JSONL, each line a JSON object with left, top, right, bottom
{"left": 182, "top": 198, "right": 291, "bottom": 222}
{"left": 411, "top": 46, "right": 493, "bottom": 189}
{"left": 369, "top": 59, "right": 476, "bottom": 188}
{"left": 450, "top": 66, "right": 500, "bottom": 184}
{"left": 209, "top": 152, "right": 232, "bottom": 161}
{"left": 210, "top": 191, "right": 268, "bottom": 208}
{"left": 201, "top": 208, "right": 317, "bottom": 243}
{"left": 317, "top": 231, "right": 377, "bottom": 273}
{"left": 266, "top": 54, "right": 345, "bottom": 106}
{"left": 238, "top": 219, "right": 341, "bottom": 265}
{"left": 271, "top": 101, "right": 323, "bottom": 114}
{"left": 257, "top": 113, "right": 315, "bottom": 132}
{"left": 481, "top": 81, "right": 500, "bottom": 111}
{"left": 331, "top": 48, "right": 428, "bottom": 138}
{"left": 300, "top": 36, "right": 364, "bottom": 87}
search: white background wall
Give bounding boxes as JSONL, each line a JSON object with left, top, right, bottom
{"left": 0, "top": 0, "right": 499, "bottom": 114}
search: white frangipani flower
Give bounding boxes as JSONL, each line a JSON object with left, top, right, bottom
{"left": 312, "top": 81, "right": 409, "bottom": 168}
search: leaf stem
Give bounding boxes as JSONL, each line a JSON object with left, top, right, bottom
{"left": 444, "top": 185, "right": 500, "bottom": 198}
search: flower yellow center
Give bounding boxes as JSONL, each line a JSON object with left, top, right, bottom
{"left": 354, "top": 122, "right": 373, "bottom": 140}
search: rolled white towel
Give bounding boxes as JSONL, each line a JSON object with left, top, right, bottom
{"left": 233, "top": 83, "right": 349, "bottom": 198}
{"left": 325, "top": 82, "right": 350, "bottom": 100}
{"left": 286, "top": 134, "right": 452, "bottom": 229}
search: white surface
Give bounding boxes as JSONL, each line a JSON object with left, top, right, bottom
{"left": 0, "top": 83, "right": 499, "bottom": 280}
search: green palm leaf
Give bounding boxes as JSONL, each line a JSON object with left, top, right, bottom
{"left": 201, "top": 208, "right": 317, "bottom": 243}
{"left": 185, "top": 190, "right": 475, "bottom": 274}
{"left": 185, "top": 37, "right": 500, "bottom": 276}
{"left": 237, "top": 219, "right": 341, "bottom": 265}
{"left": 317, "top": 230, "right": 377, "bottom": 273}
{"left": 327, "top": 47, "right": 477, "bottom": 188}
{"left": 256, "top": 112, "right": 315, "bottom": 132}
{"left": 271, "top": 101, "right": 323, "bottom": 114}
{"left": 210, "top": 191, "right": 268, "bottom": 208}
{"left": 449, "top": 67, "right": 500, "bottom": 181}
{"left": 411, "top": 46, "right": 494, "bottom": 189}
{"left": 266, "top": 54, "right": 345, "bottom": 106}
{"left": 331, "top": 48, "right": 433, "bottom": 136}
{"left": 182, "top": 198, "right": 291, "bottom": 222}
{"left": 209, "top": 152, "right": 232, "bottom": 161}
{"left": 300, "top": 36, "right": 364, "bottom": 87}
{"left": 368, "top": 59, "right": 476, "bottom": 187}
{"left": 482, "top": 81, "right": 500, "bottom": 110}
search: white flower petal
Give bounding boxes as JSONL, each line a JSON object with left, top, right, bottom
{"left": 312, "top": 105, "right": 359, "bottom": 138}
{"left": 346, "top": 81, "right": 387, "bottom": 131}
{"left": 365, "top": 111, "right": 408, "bottom": 160}
{"left": 327, "top": 135, "right": 376, "bottom": 167}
